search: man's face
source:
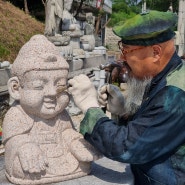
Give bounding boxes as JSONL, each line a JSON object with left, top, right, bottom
{"left": 119, "top": 44, "right": 157, "bottom": 79}
{"left": 19, "top": 69, "right": 69, "bottom": 119}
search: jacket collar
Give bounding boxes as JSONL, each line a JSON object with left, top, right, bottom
{"left": 151, "top": 51, "right": 182, "bottom": 88}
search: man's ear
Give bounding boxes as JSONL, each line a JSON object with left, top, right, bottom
{"left": 8, "top": 76, "right": 21, "bottom": 101}
{"left": 152, "top": 45, "right": 162, "bottom": 60}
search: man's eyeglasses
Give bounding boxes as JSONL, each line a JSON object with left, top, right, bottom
{"left": 118, "top": 41, "right": 145, "bottom": 55}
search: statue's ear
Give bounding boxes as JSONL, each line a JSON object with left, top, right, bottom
{"left": 8, "top": 76, "right": 21, "bottom": 101}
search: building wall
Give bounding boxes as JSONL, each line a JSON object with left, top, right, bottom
{"left": 105, "top": 27, "right": 121, "bottom": 51}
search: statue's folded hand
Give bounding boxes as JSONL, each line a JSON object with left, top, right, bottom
{"left": 18, "top": 143, "right": 48, "bottom": 174}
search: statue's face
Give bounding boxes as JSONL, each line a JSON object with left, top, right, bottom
{"left": 87, "top": 16, "right": 93, "bottom": 24}
{"left": 19, "top": 69, "right": 69, "bottom": 119}
{"left": 64, "top": 0, "right": 73, "bottom": 10}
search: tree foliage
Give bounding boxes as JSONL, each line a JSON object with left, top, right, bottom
{"left": 145, "top": 0, "right": 179, "bottom": 13}
{"left": 6, "top": 0, "right": 45, "bottom": 21}
{"left": 107, "top": 0, "right": 140, "bottom": 27}
{"left": 108, "top": 0, "right": 179, "bottom": 27}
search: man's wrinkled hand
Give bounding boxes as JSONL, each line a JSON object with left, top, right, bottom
{"left": 68, "top": 74, "right": 99, "bottom": 113}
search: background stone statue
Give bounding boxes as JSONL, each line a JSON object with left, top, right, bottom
{"left": 84, "top": 12, "right": 95, "bottom": 35}
{"left": 80, "top": 12, "right": 96, "bottom": 51}
{"left": 44, "top": 0, "right": 83, "bottom": 47}
{"left": 62, "top": 0, "right": 82, "bottom": 36}
{"left": 44, "top": 0, "right": 63, "bottom": 36}
{"left": 44, "top": 0, "right": 69, "bottom": 46}
{"left": 44, "top": 0, "right": 85, "bottom": 60}
{"left": 2, "top": 34, "right": 100, "bottom": 185}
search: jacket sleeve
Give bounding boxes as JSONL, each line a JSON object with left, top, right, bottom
{"left": 80, "top": 108, "right": 107, "bottom": 135}
{"left": 80, "top": 86, "right": 185, "bottom": 164}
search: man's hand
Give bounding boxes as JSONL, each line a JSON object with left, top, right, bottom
{"left": 68, "top": 74, "right": 99, "bottom": 113}
{"left": 98, "top": 84, "right": 125, "bottom": 116}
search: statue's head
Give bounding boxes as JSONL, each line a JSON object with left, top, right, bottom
{"left": 86, "top": 13, "right": 95, "bottom": 24}
{"left": 8, "top": 34, "right": 70, "bottom": 119}
{"left": 64, "top": 0, "right": 73, "bottom": 11}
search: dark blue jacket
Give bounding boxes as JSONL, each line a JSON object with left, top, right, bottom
{"left": 80, "top": 52, "right": 185, "bottom": 185}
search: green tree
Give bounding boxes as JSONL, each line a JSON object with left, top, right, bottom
{"left": 108, "top": 0, "right": 179, "bottom": 27}
{"left": 107, "top": 0, "right": 140, "bottom": 27}
{"left": 145, "top": 0, "right": 178, "bottom": 12}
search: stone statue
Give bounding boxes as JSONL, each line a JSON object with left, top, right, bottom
{"left": 80, "top": 13, "right": 96, "bottom": 51}
{"left": 2, "top": 34, "right": 100, "bottom": 185}
{"left": 44, "top": 0, "right": 70, "bottom": 46}
{"left": 84, "top": 12, "right": 95, "bottom": 35}
{"left": 60, "top": 0, "right": 85, "bottom": 61}
{"left": 44, "top": 0, "right": 63, "bottom": 36}
{"left": 62, "top": 0, "right": 82, "bottom": 36}
{"left": 44, "top": 0, "right": 83, "bottom": 47}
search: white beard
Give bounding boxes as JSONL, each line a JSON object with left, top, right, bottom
{"left": 122, "top": 77, "right": 152, "bottom": 116}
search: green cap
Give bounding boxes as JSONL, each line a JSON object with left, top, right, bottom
{"left": 113, "top": 10, "right": 178, "bottom": 46}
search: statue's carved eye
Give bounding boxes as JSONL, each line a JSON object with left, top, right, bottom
{"left": 34, "top": 85, "right": 44, "bottom": 90}
{"left": 56, "top": 85, "right": 67, "bottom": 93}
{"left": 31, "top": 80, "right": 45, "bottom": 90}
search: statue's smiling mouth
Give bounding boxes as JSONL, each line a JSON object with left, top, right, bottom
{"left": 44, "top": 100, "right": 56, "bottom": 109}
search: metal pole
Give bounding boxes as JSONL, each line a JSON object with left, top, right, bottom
{"left": 177, "top": 0, "right": 185, "bottom": 56}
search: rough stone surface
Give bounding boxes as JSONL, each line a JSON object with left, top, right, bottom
{"left": 2, "top": 35, "right": 100, "bottom": 185}
{"left": 105, "top": 27, "right": 120, "bottom": 51}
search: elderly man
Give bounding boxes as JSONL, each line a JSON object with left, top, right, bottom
{"left": 68, "top": 10, "right": 185, "bottom": 185}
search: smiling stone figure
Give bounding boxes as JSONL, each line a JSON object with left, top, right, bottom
{"left": 2, "top": 34, "right": 100, "bottom": 185}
